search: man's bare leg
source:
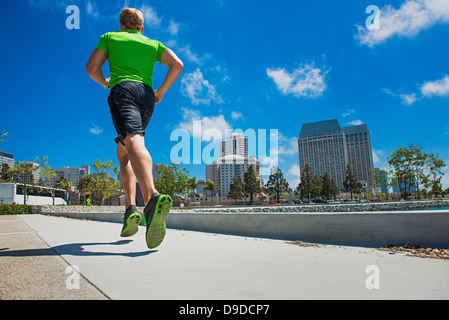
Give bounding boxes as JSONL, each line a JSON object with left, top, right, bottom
{"left": 117, "top": 141, "right": 143, "bottom": 237}
{"left": 117, "top": 143, "right": 137, "bottom": 208}
{"left": 123, "top": 133, "right": 157, "bottom": 206}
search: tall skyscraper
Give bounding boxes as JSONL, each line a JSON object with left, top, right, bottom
{"left": 298, "top": 119, "right": 374, "bottom": 191}
{"left": 298, "top": 120, "right": 347, "bottom": 191}
{"left": 342, "top": 124, "right": 374, "bottom": 190}
{"left": 207, "top": 133, "right": 261, "bottom": 196}
{"left": 220, "top": 133, "right": 248, "bottom": 158}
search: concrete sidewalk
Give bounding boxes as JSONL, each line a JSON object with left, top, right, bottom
{"left": 1, "top": 214, "right": 448, "bottom": 300}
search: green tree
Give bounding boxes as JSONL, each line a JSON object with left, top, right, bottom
{"left": 9, "top": 159, "right": 41, "bottom": 205}
{"left": 310, "top": 176, "right": 321, "bottom": 199}
{"left": 78, "top": 159, "right": 120, "bottom": 205}
{"left": 243, "top": 165, "right": 261, "bottom": 205}
{"left": 154, "top": 162, "right": 190, "bottom": 200}
{"left": 330, "top": 178, "right": 339, "bottom": 200}
{"left": 0, "top": 130, "right": 7, "bottom": 143}
{"left": 371, "top": 168, "right": 390, "bottom": 200}
{"left": 426, "top": 153, "right": 446, "bottom": 196}
{"left": 343, "top": 164, "right": 359, "bottom": 200}
{"left": 320, "top": 172, "right": 331, "bottom": 200}
{"left": 39, "top": 157, "right": 59, "bottom": 205}
{"left": 266, "top": 166, "right": 289, "bottom": 203}
{"left": 204, "top": 180, "right": 215, "bottom": 201}
{"left": 228, "top": 174, "right": 244, "bottom": 203}
{"left": 387, "top": 144, "right": 446, "bottom": 200}
{"left": 0, "top": 163, "right": 13, "bottom": 182}
{"left": 298, "top": 164, "right": 313, "bottom": 201}
{"left": 186, "top": 177, "right": 198, "bottom": 205}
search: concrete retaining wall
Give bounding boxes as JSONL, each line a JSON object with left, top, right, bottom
{"left": 166, "top": 210, "right": 449, "bottom": 248}
{"left": 32, "top": 202, "right": 449, "bottom": 248}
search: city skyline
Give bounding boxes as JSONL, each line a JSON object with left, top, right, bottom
{"left": 1, "top": 0, "right": 448, "bottom": 190}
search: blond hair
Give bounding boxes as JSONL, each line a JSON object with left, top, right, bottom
{"left": 120, "top": 8, "right": 144, "bottom": 30}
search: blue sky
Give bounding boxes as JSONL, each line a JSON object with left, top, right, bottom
{"left": 1, "top": 0, "right": 449, "bottom": 188}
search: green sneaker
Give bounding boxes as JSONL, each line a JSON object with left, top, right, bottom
{"left": 144, "top": 193, "right": 172, "bottom": 249}
{"left": 120, "top": 205, "right": 142, "bottom": 237}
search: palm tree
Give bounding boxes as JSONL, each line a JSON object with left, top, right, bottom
{"left": 187, "top": 177, "right": 198, "bottom": 206}
{"left": 204, "top": 180, "right": 215, "bottom": 202}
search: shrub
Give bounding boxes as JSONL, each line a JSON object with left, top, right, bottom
{"left": 0, "top": 204, "right": 32, "bottom": 215}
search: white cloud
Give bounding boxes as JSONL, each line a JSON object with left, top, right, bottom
{"left": 384, "top": 88, "right": 419, "bottom": 106}
{"left": 177, "top": 108, "right": 231, "bottom": 138}
{"left": 89, "top": 124, "right": 103, "bottom": 135}
{"left": 267, "top": 62, "right": 329, "bottom": 98}
{"left": 87, "top": 0, "right": 99, "bottom": 18}
{"left": 278, "top": 134, "right": 298, "bottom": 155}
{"left": 372, "top": 149, "right": 383, "bottom": 164}
{"left": 168, "top": 20, "right": 180, "bottom": 35}
{"left": 348, "top": 120, "right": 364, "bottom": 126}
{"left": 342, "top": 108, "right": 356, "bottom": 118}
{"left": 181, "top": 69, "right": 222, "bottom": 106}
{"left": 420, "top": 75, "right": 449, "bottom": 97}
{"left": 400, "top": 93, "right": 419, "bottom": 105}
{"left": 140, "top": 5, "right": 161, "bottom": 27}
{"left": 178, "top": 46, "right": 210, "bottom": 66}
{"left": 385, "top": 75, "right": 449, "bottom": 106}
{"left": 356, "top": 0, "right": 449, "bottom": 47}
{"left": 288, "top": 164, "right": 301, "bottom": 177}
{"left": 231, "top": 111, "right": 243, "bottom": 121}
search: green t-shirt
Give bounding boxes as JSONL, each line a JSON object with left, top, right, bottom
{"left": 95, "top": 30, "right": 167, "bottom": 89}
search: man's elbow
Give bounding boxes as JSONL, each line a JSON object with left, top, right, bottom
{"left": 86, "top": 63, "right": 94, "bottom": 76}
{"left": 86, "top": 61, "right": 99, "bottom": 76}
{"left": 173, "top": 58, "right": 184, "bottom": 71}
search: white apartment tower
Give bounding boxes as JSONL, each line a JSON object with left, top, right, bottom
{"left": 219, "top": 133, "right": 248, "bottom": 158}
{"left": 207, "top": 133, "right": 262, "bottom": 196}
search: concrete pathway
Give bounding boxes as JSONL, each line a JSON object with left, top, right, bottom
{"left": 1, "top": 214, "right": 448, "bottom": 300}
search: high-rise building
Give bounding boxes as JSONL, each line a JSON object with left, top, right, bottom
{"left": 298, "top": 119, "right": 348, "bottom": 190}
{"left": 220, "top": 133, "right": 248, "bottom": 158}
{"left": 14, "top": 162, "right": 40, "bottom": 184}
{"left": 207, "top": 155, "right": 262, "bottom": 196}
{"left": 298, "top": 119, "right": 374, "bottom": 191}
{"left": 207, "top": 133, "right": 261, "bottom": 196}
{"left": 0, "top": 150, "right": 14, "bottom": 169}
{"left": 342, "top": 124, "right": 374, "bottom": 189}
{"left": 52, "top": 165, "right": 90, "bottom": 187}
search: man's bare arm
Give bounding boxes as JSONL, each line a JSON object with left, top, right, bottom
{"left": 154, "top": 49, "right": 183, "bottom": 104}
{"left": 86, "top": 49, "right": 110, "bottom": 88}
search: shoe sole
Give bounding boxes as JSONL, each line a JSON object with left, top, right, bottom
{"left": 120, "top": 212, "right": 142, "bottom": 237}
{"left": 146, "top": 195, "right": 172, "bottom": 249}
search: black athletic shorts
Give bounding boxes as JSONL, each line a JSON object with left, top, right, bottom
{"left": 108, "top": 81, "right": 155, "bottom": 146}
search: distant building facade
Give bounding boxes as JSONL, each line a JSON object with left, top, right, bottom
{"left": 0, "top": 150, "right": 14, "bottom": 169}
{"left": 206, "top": 132, "right": 262, "bottom": 196}
{"left": 220, "top": 133, "right": 248, "bottom": 158}
{"left": 52, "top": 165, "right": 90, "bottom": 187}
{"left": 298, "top": 119, "right": 374, "bottom": 191}
{"left": 13, "top": 161, "right": 40, "bottom": 184}
{"left": 207, "top": 155, "right": 262, "bottom": 196}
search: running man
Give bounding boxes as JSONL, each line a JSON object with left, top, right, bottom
{"left": 86, "top": 8, "right": 183, "bottom": 249}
